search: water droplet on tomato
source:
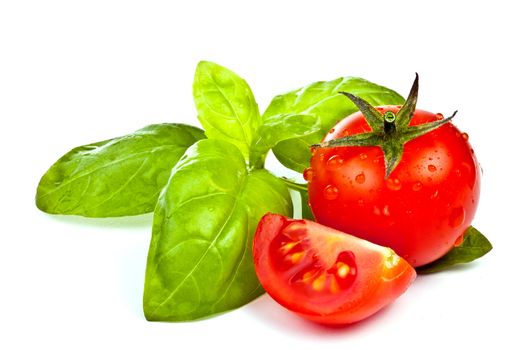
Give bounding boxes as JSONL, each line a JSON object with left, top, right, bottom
{"left": 373, "top": 206, "right": 381, "bottom": 216}
{"left": 382, "top": 205, "right": 391, "bottom": 216}
{"left": 373, "top": 158, "right": 380, "bottom": 164}
{"left": 428, "top": 164, "right": 437, "bottom": 172}
{"left": 323, "top": 185, "right": 339, "bottom": 200}
{"left": 326, "top": 155, "right": 343, "bottom": 169}
{"left": 435, "top": 113, "right": 444, "bottom": 120}
{"left": 454, "top": 231, "right": 465, "bottom": 247}
{"left": 386, "top": 178, "right": 402, "bottom": 191}
{"left": 355, "top": 173, "right": 366, "bottom": 184}
{"left": 359, "top": 153, "right": 368, "bottom": 160}
{"left": 454, "top": 169, "right": 462, "bottom": 177}
{"left": 303, "top": 167, "right": 314, "bottom": 182}
{"left": 449, "top": 207, "right": 465, "bottom": 228}
{"left": 462, "top": 132, "right": 469, "bottom": 141}
{"left": 412, "top": 181, "right": 423, "bottom": 192}
{"left": 430, "top": 190, "right": 439, "bottom": 200}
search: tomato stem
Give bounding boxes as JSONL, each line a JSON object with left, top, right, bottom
{"left": 383, "top": 111, "right": 396, "bottom": 136}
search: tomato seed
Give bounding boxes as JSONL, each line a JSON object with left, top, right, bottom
{"left": 336, "top": 262, "right": 351, "bottom": 278}
{"left": 280, "top": 241, "right": 299, "bottom": 255}
{"left": 312, "top": 274, "right": 327, "bottom": 291}
{"left": 289, "top": 251, "right": 305, "bottom": 264}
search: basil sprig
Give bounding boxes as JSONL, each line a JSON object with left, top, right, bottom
{"left": 37, "top": 61, "right": 490, "bottom": 322}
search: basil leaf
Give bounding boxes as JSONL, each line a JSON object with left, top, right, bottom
{"left": 249, "top": 113, "right": 321, "bottom": 168}
{"left": 417, "top": 226, "right": 493, "bottom": 274}
{"left": 263, "top": 77, "right": 405, "bottom": 172}
{"left": 143, "top": 139, "right": 292, "bottom": 321}
{"left": 36, "top": 123, "right": 204, "bottom": 217}
{"left": 193, "top": 61, "right": 260, "bottom": 159}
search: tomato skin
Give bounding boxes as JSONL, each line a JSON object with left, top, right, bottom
{"left": 253, "top": 213, "right": 416, "bottom": 325}
{"left": 308, "top": 106, "right": 481, "bottom": 267}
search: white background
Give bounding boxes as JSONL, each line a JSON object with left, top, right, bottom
{"left": 1, "top": 1, "right": 523, "bottom": 349}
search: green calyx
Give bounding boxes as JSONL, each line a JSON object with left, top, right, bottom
{"left": 312, "top": 74, "right": 457, "bottom": 177}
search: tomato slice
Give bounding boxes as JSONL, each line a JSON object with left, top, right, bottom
{"left": 253, "top": 213, "right": 416, "bottom": 325}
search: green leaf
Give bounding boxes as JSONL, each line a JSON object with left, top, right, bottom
{"left": 193, "top": 61, "right": 260, "bottom": 159}
{"left": 417, "top": 226, "right": 493, "bottom": 274}
{"left": 249, "top": 113, "right": 321, "bottom": 168}
{"left": 298, "top": 188, "right": 314, "bottom": 220}
{"left": 143, "top": 139, "right": 292, "bottom": 321}
{"left": 36, "top": 123, "right": 204, "bottom": 217}
{"left": 280, "top": 178, "right": 313, "bottom": 220}
{"left": 263, "top": 76, "right": 405, "bottom": 172}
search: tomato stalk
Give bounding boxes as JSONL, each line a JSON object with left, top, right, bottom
{"left": 383, "top": 111, "right": 396, "bottom": 134}
{"left": 312, "top": 74, "right": 457, "bottom": 177}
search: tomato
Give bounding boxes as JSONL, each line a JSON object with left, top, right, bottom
{"left": 252, "top": 213, "right": 416, "bottom": 325}
{"left": 307, "top": 105, "right": 481, "bottom": 267}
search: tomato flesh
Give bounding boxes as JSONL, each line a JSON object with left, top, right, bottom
{"left": 308, "top": 107, "right": 481, "bottom": 266}
{"left": 253, "top": 213, "right": 416, "bottom": 325}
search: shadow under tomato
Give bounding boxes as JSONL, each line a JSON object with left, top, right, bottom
{"left": 248, "top": 293, "right": 398, "bottom": 337}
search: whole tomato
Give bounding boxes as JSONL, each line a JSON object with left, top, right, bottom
{"left": 306, "top": 76, "right": 481, "bottom": 267}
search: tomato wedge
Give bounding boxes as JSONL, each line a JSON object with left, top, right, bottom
{"left": 253, "top": 213, "right": 416, "bottom": 325}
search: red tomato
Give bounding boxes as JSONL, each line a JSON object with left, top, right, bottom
{"left": 252, "top": 213, "right": 416, "bottom": 325}
{"left": 307, "top": 106, "right": 481, "bottom": 267}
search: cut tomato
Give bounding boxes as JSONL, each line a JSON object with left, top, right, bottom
{"left": 253, "top": 213, "right": 416, "bottom": 325}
